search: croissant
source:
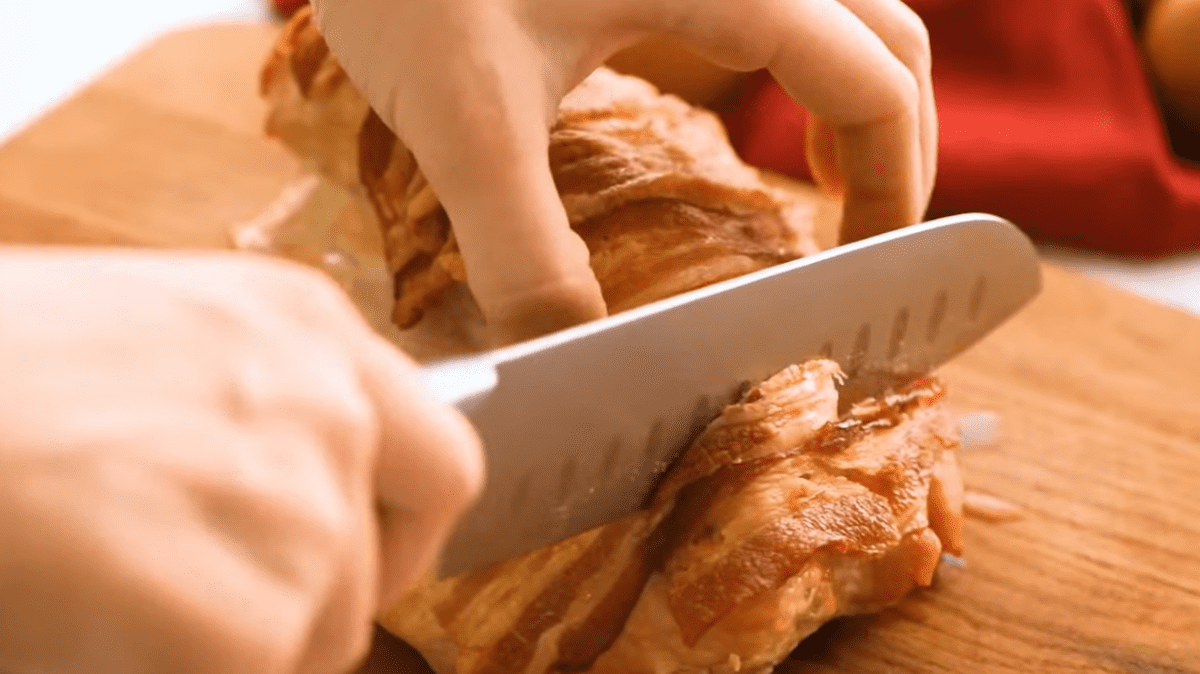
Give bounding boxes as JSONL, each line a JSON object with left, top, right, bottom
{"left": 259, "top": 10, "right": 965, "bottom": 674}
{"left": 383, "top": 364, "right": 962, "bottom": 674}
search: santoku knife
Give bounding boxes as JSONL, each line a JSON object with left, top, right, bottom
{"left": 421, "top": 212, "right": 1041, "bottom": 577}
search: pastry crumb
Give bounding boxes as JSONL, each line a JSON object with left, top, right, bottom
{"left": 963, "top": 490, "right": 1022, "bottom": 521}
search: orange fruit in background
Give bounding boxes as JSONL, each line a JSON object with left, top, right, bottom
{"left": 1143, "top": 0, "right": 1200, "bottom": 126}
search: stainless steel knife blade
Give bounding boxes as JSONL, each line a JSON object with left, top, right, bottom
{"left": 421, "top": 213, "right": 1041, "bottom": 577}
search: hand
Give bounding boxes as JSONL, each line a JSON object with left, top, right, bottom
{"left": 311, "top": 0, "right": 936, "bottom": 340}
{"left": 0, "top": 248, "right": 482, "bottom": 674}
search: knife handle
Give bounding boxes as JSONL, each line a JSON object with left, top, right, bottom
{"left": 420, "top": 356, "right": 501, "bottom": 412}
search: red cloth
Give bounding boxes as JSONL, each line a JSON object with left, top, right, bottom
{"left": 724, "top": 0, "right": 1200, "bottom": 256}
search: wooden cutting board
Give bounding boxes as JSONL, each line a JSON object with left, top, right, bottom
{"left": 2, "top": 22, "right": 1199, "bottom": 674}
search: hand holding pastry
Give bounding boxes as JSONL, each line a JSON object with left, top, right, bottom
{"left": 311, "top": 0, "right": 938, "bottom": 341}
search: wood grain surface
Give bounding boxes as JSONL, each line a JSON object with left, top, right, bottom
{"left": 1, "top": 22, "right": 1198, "bottom": 674}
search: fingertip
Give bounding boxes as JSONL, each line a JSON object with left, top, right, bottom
{"left": 838, "top": 196, "right": 920, "bottom": 244}
{"left": 837, "top": 141, "right": 925, "bottom": 244}
{"left": 483, "top": 272, "right": 609, "bottom": 346}
{"left": 400, "top": 107, "right": 608, "bottom": 343}
{"left": 444, "top": 179, "right": 608, "bottom": 344}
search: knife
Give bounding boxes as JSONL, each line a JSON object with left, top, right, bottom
{"left": 421, "top": 212, "right": 1041, "bottom": 577}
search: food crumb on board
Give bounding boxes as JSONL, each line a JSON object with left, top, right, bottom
{"left": 228, "top": 174, "right": 321, "bottom": 252}
{"left": 963, "top": 489, "right": 1023, "bottom": 521}
{"left": 957, "top": 411, "right": 1001, "bottom": 449}
{"left": 940, "top": 553, "right": 968, "bottom": 570}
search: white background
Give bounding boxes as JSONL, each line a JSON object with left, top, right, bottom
{"left": 3, "top": 0, "right": 1199, "bottom": 316}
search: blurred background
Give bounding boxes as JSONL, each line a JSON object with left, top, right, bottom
{"left": 2, "top": 0, "right": 1198, "bottom": 314}
{"left": 0, "top": 0, "right": 268, "bottom": 141}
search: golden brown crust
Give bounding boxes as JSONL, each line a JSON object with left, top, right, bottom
{"left": 379, "top": 365, "right": 962, "bottom": 674}
{"left": 261, "top": 5, "right": 369, "bottom": 186}
{"left": 370, "top": 67, "right": 818, "bottom": 329}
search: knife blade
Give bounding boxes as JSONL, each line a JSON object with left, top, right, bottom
{"left": 421, "top": 212, "right": 1041, "bottom": 577}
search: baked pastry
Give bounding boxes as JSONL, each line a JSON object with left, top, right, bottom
{"left": 260, "top": 6, "right": 818, "bottom": 330}
{"left": 260, "top": 8, "right": 367, "bottom": 186}
{"left": 381, "top": 362, "right": 962, "bottom": 674}
{"left": 259, "top": 12, "right": 965, "bottom": 674}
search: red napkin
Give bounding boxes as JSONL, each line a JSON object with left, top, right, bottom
{"left": 724, "top": 0, "right": 1200, "bottom": 256}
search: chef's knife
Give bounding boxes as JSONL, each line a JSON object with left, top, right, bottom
{"left": 422, "top": 212, "right": 1041, "bottom": 577}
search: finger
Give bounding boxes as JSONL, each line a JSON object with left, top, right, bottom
{"left": 832, "top": 110, "right": 922, "bottom": 243}
{"left": 294, "top": 426, "right": 379, "bottom": 674}
{"left": 404, "top": 96, "right": 608, "bottom": 344}
{"left": 827, "top": 0, "right": 938, "bottom": 208}
{"left": 295, "top": 501, "right": 377, "bottom": 674}
{"left": 805, "top": 117, "right": 843, "bottom": 196}
{"left": 801, "top": 0, "right": 938, "bottom": 211}
{"left": 315, "top": 0, "right": 608, "bottom": 343}
{"left": 624, "top": 0, "right": 925, "bottom": 242}
{"left": 353, "top": 334, "right": 485, "bottom": 606}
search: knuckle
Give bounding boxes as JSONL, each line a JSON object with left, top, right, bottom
{"left": 293, "top": 270, "right": 359, "bottom": 321}
{"left": 891, "top": 9, "right": 932, "bottom": 75}
{"left": 252, "top": 255, "right": 360, "bottom": 324}
{"left": 877, "top": 64, "right": 921, "bottom": 119}
{"left": 307, "top": 483, "right": 359, "bottom": 553}
{"left": 895, "top": 67, "right": 921, "bottom": 110}
{"left": 300, "top": 384, "right": 380, "bottom": 483}
{"left": 327, "top": 391, "right": 380, "bottom": 455}
{"left": 334, "top": 390, "right": 378, "bottom": 436}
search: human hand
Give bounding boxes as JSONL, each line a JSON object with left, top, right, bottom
{"left": 0, "top": 248, "right": 482, "bottom": 674}
{"left": 311, "top": 0, "right": 936, "bottom": 340}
